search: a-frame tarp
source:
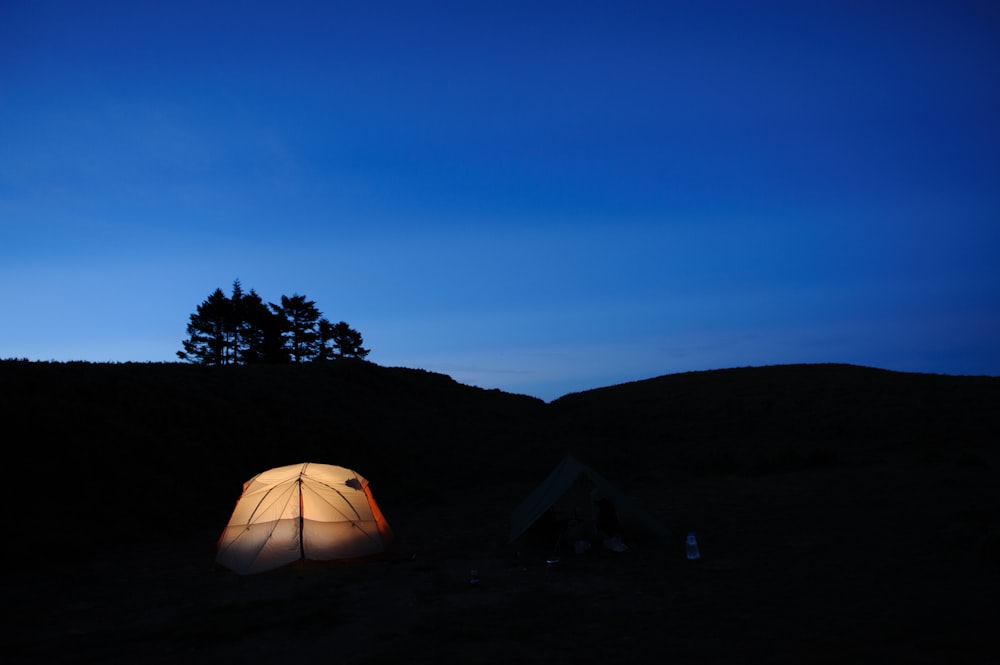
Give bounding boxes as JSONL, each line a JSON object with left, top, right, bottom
{"left": 508, "top": 454, "right": 670, "bottom": 544}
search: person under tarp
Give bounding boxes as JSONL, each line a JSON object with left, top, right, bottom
{"left": 508, "top": 454, "right": 669, "bottom": 555}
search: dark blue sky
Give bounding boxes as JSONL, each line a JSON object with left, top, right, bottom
{"left": 2, "top": 1, "right": 998, "bottom": 400}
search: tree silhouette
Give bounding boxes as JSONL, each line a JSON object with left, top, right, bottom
{"left": 322, "top": 320, "right": 370, "bottom": 359}
{"left": 316, "top": 318, "right": 335, "bottom": 361}
{"left": 270, "top": 293, "right": 322, "bottom": 363}
{"left": 236, "top": 287, "right": 287, "bottom": 364}
{"left": 177, "top": 287, "right": 232, "bottom": 364}
{"left": 179, "top": 282, "right": 369, "bottom": 365}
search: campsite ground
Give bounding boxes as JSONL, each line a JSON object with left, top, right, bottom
{"left": 4, "top": 362, "right": 999, "bottom": 663}
{"left": 13, "top": 459, "right": 1000, "bottom": 664}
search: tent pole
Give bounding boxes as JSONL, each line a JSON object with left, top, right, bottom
{"left": 298, "top": 477, "right": 305, "bottom": 561}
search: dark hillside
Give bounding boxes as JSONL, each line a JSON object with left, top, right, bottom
{"left": 549, "top": 363, "right": 1000, "bottom": 478}
{"left": 2, "top": 359, "right": 547, "bottom": 557}
{"left": 3, "top": 360, "right": 999, "bottom": 664}
{"left": 4, "top": 360, "right": 998, "bottom": 553}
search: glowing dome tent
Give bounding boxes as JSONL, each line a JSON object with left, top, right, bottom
{"left": 216, "top": 462, "right": 394, "bottom": 575}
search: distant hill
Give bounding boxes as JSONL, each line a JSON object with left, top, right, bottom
{"left": 3, "top": 360, "right": 997, "bottom": 558}
{"left": 549, "top": 363, "right": 1000, "bottom": 477}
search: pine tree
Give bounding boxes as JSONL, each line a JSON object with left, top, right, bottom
{"left": 177, "top": 288, "right": 232, "bottom": 364}
{"left": 238, "top": 288, "right": 288, "bottom": 364}
{"left": 271, "top": 294, "right": 322, "bottom": 363}
{"left": 316, "top": 318, "right": 335, "bottom": 361}
{"left": 324, "top": 320, "right": 370, "bottom": 359}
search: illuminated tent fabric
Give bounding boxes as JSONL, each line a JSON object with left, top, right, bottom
{"left": 508, "top": 454, "right": 669, "bottom": 546}
{"left": 216, "top": 462, "right": 394, "bottom": 575}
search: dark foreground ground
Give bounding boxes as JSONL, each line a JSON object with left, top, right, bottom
{"left": 4, "top": 361, "right": 999, "bottom": 663}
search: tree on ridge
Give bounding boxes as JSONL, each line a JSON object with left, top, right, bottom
{"left": 322, "top": 320, "right": 370, "bottom": 359}
{"left": 178, "top": 281, "right": 369, "bottom": 365}
{"left": 177, "top": 287, "right": 232, "bottom": 364}
{"left": 270, "top": 294, "right": 321, "bottom": 363}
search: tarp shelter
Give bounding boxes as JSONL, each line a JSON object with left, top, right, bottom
{"left": 216, "top": 462, "right": 394, "bottom": 575}
{"left": 508, "top": 454, "right": 669, "bottom": 549}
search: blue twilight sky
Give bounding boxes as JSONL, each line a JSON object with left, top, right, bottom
{"left": 2, "top": 1, "right": 999, "bottom": 401}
